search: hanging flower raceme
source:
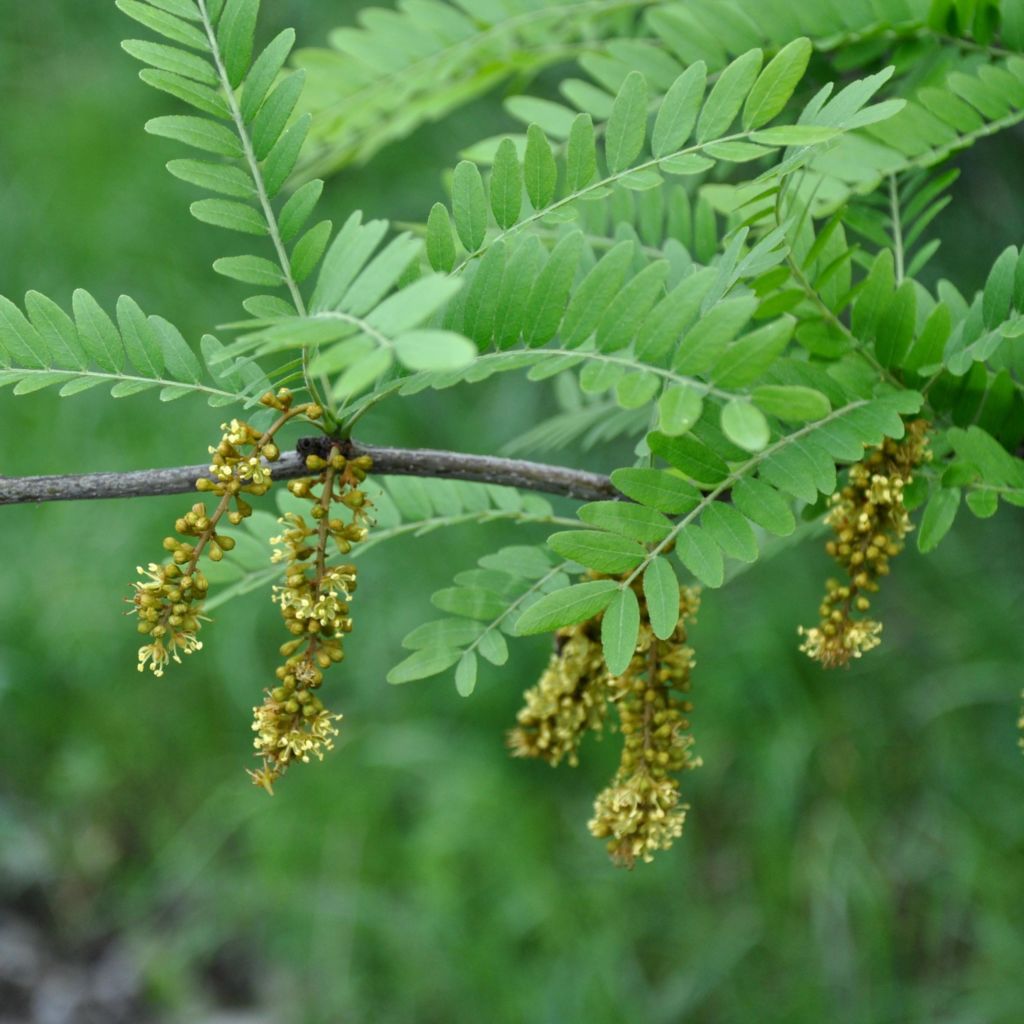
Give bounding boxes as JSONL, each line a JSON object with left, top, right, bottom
{"left": 248, "top": 447, "right": 374, "bottom": 793}
{"left": 588, "top": 585, "right": 701, "bottom": 869}
{"left": 509, "top": 576, "right": 702, "bottom": 868}
{"left": 507, "top": 618, "right": 610, "bottom": 767}
{"left": 128, "top": 388, "right": 319, "bottom": 677}
{"left": 799, "top": 419, "right": 931, "bottom": 668}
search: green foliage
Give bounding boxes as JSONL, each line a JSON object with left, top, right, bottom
{"left": 8, "top": 1, "right": 1024, "bottom": 1015}
{"left": 3, "top": 0, "right": 1024, "bottom": 869}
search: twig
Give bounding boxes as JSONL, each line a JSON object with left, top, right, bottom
{"left": 0, "top": 439, "right": 620, "bottom": 506}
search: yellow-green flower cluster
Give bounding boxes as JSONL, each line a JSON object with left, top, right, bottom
{"left": 509, "top": 577, "right": 702, "bottom": 868}
{"left": 589, "top": 587, "right": 701, "bottom": 869}
{"left": 248, "top": 449, "right": 374, "bottom": 793}
{"left": 507, "top": 620, "right": 610, "bottom": 767}
{"left": 129, "top": 388, "right": 314, "bottom": 676}
{"left": 800, "top": 419, "right": 931, "bottom": 668}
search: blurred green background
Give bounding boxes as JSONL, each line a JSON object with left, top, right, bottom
{"left": 1, "top": 4, "right": 1023, "bottom": 1023}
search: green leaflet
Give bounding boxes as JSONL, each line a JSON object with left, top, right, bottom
{"left": 732, "top": 478, "right": 795, "bottom": 536}
{"left": 489, "top": 138, "right": 523, "bottom": 229}
{"left": 117, "top": 0, "right": 209, "bottom": 49}
{"left": 427, "top": 203, "right": 457, "bottom": 273}
{"left": 673, "top": 296, "right": 758, "bottom": 375}
{"left": 742, "top": 37, "right": 812, "bottom": 130}
{"left": 565, "top": 113, "right": 597, "bottom": 191}
{"left": 643, "top": 558, "right": 681, "bottom": 640}
{"left": 875, "top": 280, "right": 916, "bottom": 369}
{"left": 215, "top": 0, "right": 260, "bottom": 88}
{"left": 675, "top": 526, "right": 724, "bottom": 588}
{"left": 73, "top": 290, "right": 125, "bottom": 373}
{"left": 251, "top": 70, "right": 305, "bottom": 160}
{"left": 393, "top": 330, "right": 476, "bottom": 372}
{"left": 601, "top": 587, "right": 641, "bottom": 676}
{"left": 596, "top": 261, "right": 670, "bottom": 353}
{"left": 548, "top": 530, "right": 647, "bottom": 574}
{"left": 515, "top": 580, "right": 619, "bottom": 635}
{"left": 122, "top": 39, "right": 218, "bottom": 84}
{"left": 605, "top": 71, "right": 648, "bottom": 174}
{"left": 24, "top": 292, "right": 85, "bottom": 370}
{"left": 982, "top": 246, "right": 1018, "bottom": 328}
{"left": 610, "top": 468, "right": 701, "bottom": 515}
{"left": 917, "top": 486, "right": 962, "bottom": 553}
{"left": 710, "top": 316, "right": 795, "bottom": 388}
{"left": 649, "top": 432, "right": 730, "bottom": 485}
{"left": 241, "top": 28, "right": 296, "bottom": 122}
{"left": 167, "top": 159, "right": 253, "bottom": 197}
{"left": 278, "top": 179, "right": 324, "bottom": 242}
{"left": 721, "top": 399, "right": 770, "bottom": 453}
{"left": 752, "top": 386, "right": 831, "bottom": 422}
{"left": 701, "top": 503, "right": 758, "bottom": 563}
{"left": 657, "top": 385, "right": 704, "bottom": 436}
{"left": 696, "top": 48, "right": 763, "bottom": 143}
{"left": 190, "top": 198, "right": 266, "bottom": 235}
{"left": 262, "top": 113, "right": 311, "bottom": 196}
{"left": 387, "top": 646, "right": 463, "bottom": 685}
{"left": 289, "top": 220, "right": 332, "bottom": 282}
{"left": 139, "top": 69, "right": 228, "bottom": 118}
{"left": 652, "top": 62, "right": 706, "bottom": 158}
{"left": 560, "top": 241, "right": 635, "bottom": 349}
{"left": 452, "top": 160, "right": 488, "bottom": 252}
{"left": 524, "top": 124, "right": 557, "bottom": 210}
{"left": 578, "top": 501, "right": 673, "bottom": 543}
{"left": 145, "top": 115, "right": 241, "bottom": 156}
{"left": 523, "top": 232, "right": 584, "bottom": 347}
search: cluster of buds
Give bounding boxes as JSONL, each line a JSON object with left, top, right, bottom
{"left": 800, "top": 419, "right": 931, "bottom": 668}
{"left": 128, "top": 388, "right": 319, "bottom": 677}
{"left": 507, "top": 619, "right": 610, "bottom": 767}
{"left": 248, "top": 447, "right": 374, "bottom": 793}
{"left": 509, "top": 575, "right": 702, "bottom": 868}
{"left": 588, "top": 586, "right": 701, "bottom": 868}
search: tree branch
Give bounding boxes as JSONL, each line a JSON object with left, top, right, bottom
{"left": 0, "top": 439, "right": 619, "bottom": 506}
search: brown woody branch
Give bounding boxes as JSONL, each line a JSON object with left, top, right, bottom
{"left": 0, "top": 439, "right": 620, "bottom": 506}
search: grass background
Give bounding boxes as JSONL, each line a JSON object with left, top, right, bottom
{"left": 1, "top": 4, "right": 1023, "bottom": 1022}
